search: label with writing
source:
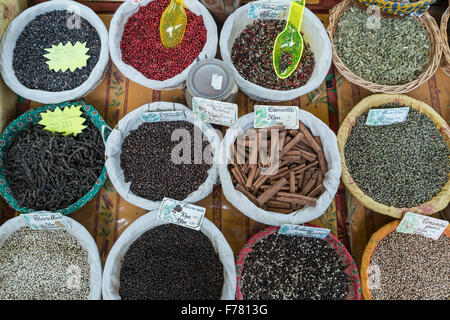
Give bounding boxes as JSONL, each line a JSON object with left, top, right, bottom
{"left": 140, "top": 111, "right": 186, "bottom": 122}
{"left": 22, "top": 212, "right": 70, "bottom": 230}
{"left": 365, "top": 107, "right": 409, "bottom": 126}
{"left": 248, "top": 1, "right": 289, "bottom": 19}
{"left": 39, "top": 105, "right": 87, "bottom": 137}
{"left": 211, "top": 73, "right": 223, "bottom": 90}
{"left": 254, "top": 105, "right": 299, "bottom": 129}
{"left": 396, "top": 212, "right": 448, "bottom": 240}
{"left": 43, "top": 41, "right": 90, "bottom": 72}
{"left": 278, "top": 224, "right": 330, "bottom": 239}
{"left": 157, "top": 198, "right": 206, "bottom": 231}
{"left": 192, "top": 97, "right": 237, "bottom": 127}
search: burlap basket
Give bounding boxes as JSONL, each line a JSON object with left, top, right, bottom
{"left": 440, "top": 7, "right": 450, "bottom": 77}
{"left": 337, "top": 94, "right": 450, "bottom": 218}
{"left": 360, "top": 220, "right": 450, "bottom": 300}
{"left": 327, "top": 0, "right": 442, "bottom": 94}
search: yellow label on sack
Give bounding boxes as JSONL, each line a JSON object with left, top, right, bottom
{"left": 38, "top": 105, "right": 87, "bottom": 136}
{"left": 43, "top": 41, "right": 90, "bottom": 72}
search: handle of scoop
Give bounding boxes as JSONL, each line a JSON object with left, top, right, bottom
{"left": 288, "top": 0, "right": 305, "bottom": 31}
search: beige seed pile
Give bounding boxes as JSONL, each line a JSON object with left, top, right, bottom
{"left": 369, "top": 232, "right": 450, "bottom": 300}
{"left": 0, "top": 227, "right": 90, "bottom": 300}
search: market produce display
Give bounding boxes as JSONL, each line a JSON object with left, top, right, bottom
{"left": 119, "top": 224, "right": 224, "bottom": 300}
{"left": 120, "top": 121, "right": 212, "bottom": 202}
{"left": 228, "top": 123, "right": 328, "bottom": 214}
{"left": 13, "top": 10, "right": 101, "bottom": 92}
{"left": 231, "top": 19, "right": 315, "bottom": 90}
{"left": 120, "top": 0, "right": 207, "bottom": 81}
{"left": 344, "top": 104, "right": 449, "bottom": 208}
{"left": 0, "top": 227, "right": 90, "bottom": 300}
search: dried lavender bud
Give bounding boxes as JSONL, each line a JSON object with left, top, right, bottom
{"left": 334, "top": 6, "right": 431, "bottom": 86}
{"left": 3, "top": 115, "right": 105, "bottom": 212}
{"left": 369, "top": 232, "right": 450, "bottom": 300}
{"left": 231, "top": 19, "right": 315, "bottom": 90}
{"left": 119, "top": 224, "right": 224, "bottom": 300}
{"left": 344, "top": 104, "right": 450, "bottom": 208}
{"left": 13, "top": 10, "right": 101, "bottom": 92}
{"left": 0, "top": 227, "right": 91, "bottom": 300}
{"left": 240, "top": 233, "right": 350, "bottom": 300}
{"left": 120, "top": 121, "right": 212, "bottom": 201}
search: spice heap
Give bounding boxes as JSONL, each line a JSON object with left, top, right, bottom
{"left": 344, "top": 104, "right": 449, "bottom": 208}
{"left": 334, "top": 6, "right": 431, "bottom": 85}
{"left": 229, "top": 123, "right": 328, "bottom": 213}
{"left": 13, "top": 11, "right": 101, "bottom": 92}
{"left": 0, "top": 227, "right": 90, "bottom": 300}
{"left": 231, "top": 19, "right": 315, "bottom": 90}
{"left": 240, "top": 233, "right": 350, "bottom": 300}
{"left": 120, "top": 0, "right": 207, "bottom": 81}
{"left": 3, "top": 114, "right": 105, "bottom": 211}
{"left": 120, "top": 121, "right": 211, "bottom": 201}
{"left": 369, "top": 232, "right": 450, "bottom": 300}
{"left": 119, "top": 224, "right": 224, "bottom": 300}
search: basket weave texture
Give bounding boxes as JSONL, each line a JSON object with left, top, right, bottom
{"left": 440, "top": 7, "right": 450, "bottom": 77}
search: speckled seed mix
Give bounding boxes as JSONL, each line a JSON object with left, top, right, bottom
{"left": 120, "top": 0, "right": 207, "bottom": 81}
{"left": 120, "top": 121, "right": 211, "bottom": 201}
{"left": 0, "top": 227, "right": 90, "bottom": 300}
{"left": 370, "top": 232, "right": 450, "bottom": 300}
{"left": 119, "top": 224, "right": 224, "bottom": 300}
{"left": 13, "top": 10, "right": 101, "bottom": 92}
{"left": 240, "top": 234, "right": 350, "bottom": 300}
{"left": 344, "top": 104, "right": 450, "bottom": 208}
{"left": 231, "top": 19, "right": 315, "bottom": 90}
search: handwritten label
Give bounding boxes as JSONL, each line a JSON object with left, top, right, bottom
{"left": 211, "top": 73, "right": 223, "bottom": 90}
{"left": 192, "top": 97, "right": 237, "bottom": 127}
{"left": 43, "top": 41, "right": 90, "bottom": 72}
{"left": 157, "top": 198, "right": 206, "bottom": 231}
{"left": 248, "top": 1, "right": 289, "bottom": 19}
{"left": 278, "top": 224, "right": 330, "bottom": 239}
{"left": 396, "top": 212, "right": 448, "bottom": 240}
{"left": 38, "top": 105, "right": 87, "bottom": 136}
{"left": 254, "top": 105, "right": 299, "bottom": 129}
{"left": 366, "top": 107, "right": 409, "bottom": 126}
{"left": 140, "top": 111, "right": 186, "bottom": 122}
{"left": 22, "top": 212, "right": 70, "bottom": 230}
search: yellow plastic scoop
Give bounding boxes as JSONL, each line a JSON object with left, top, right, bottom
{"left": 272, "top": 0, "right": 305, "bottom": 79}
{"left": 159, "top": 0, "right": 187, "bottom": 48}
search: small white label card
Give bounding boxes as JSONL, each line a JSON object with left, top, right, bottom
{"left": 192, "top": 97, "right": 238, "bottom": 127}
{"left": 365, "top": 107, "right": 409, "bottom": 126}
{"left": 211, "top": 73, "right": 223, "bottom": 90}
{"left": 158, "top": 198, "right": 206, "bottom": 231}
{"left": 248, "top": 1, "right": 289, "bottom": 19}
{"left": 140, "top": 111, "right": 186, "bottom": 122}
{"left": 22, "top": 212, "right": 70, "bottom": 230}
{"left": 396, "top": 212, "right": 448, "bottom": 240}
{"left": 254, "top": 105, "right": 299, "bottom": 129}
{"left": 278, "top": 224, "right": 330, "bottom": 239}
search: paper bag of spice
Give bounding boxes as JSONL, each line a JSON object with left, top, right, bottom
{"left": 217, "top": 110, "right": 341, "bottom": 226}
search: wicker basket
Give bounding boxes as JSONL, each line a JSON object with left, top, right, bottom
{"left": 327, "top": 0, "right": 443, "bottom": 94}
{"left": 440, "top": 7, "right": 450, "bottom": 77}
{"left": 337, "top": 94, "right": 450, "bottom": 219}
{"left": 360, "top": 220, "right": 450, "bottom": 300}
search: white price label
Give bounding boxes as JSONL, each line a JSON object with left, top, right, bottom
{"left": 22, "top": 212, "right": 70, "bottom": 230}
{"left": 278, "top": 224, "right": 330, "bottom": 239}
{"left": 396, "top": 212, "right": 448, "bottom": 240}
{"left": 254, "top": 105, "right": 299, "bottom": 129}
{"left": 157, "top": 198, "right": 206, "bottom": 231}
{"left": 192, "top": 97, "right": 238, "bottom": 127}
{"left": 366, "top": 107, "right": 409, "bottom": 126}
{"left": 140, "top": 111, "right": 186, "bottom": 122}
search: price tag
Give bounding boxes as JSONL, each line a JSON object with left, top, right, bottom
{"left": 157, "top": 198, "right": 206, "bottom": 231}
{"left": 365, "top": 107, "right": 409, "bottom": 126}
{"left": 43, "top": 41, "right": 90, "bottom": 72}
{"left": 396, "top": 212, "right": 448, "bottom": 240}
{"left": 192, "top": 97, "right": 237, "bottom": 127}
{"left": 278, "top": 224, "right": 330, "bottom": 239}
{"left": 140, "top": 111, "right": 186, "bottom": 122}
{"left": 248, "top": 1, "right": 289, "bottom": 19}
{"left": 22, "top": 212, "right": 70, "bottom": 230}
{"left": 39, "top": 105, "right": 87, "bottom": 136}
{"left": 254, "top": 105, "right": 299, "bottom": 129}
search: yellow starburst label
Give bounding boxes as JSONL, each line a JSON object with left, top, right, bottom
{"left": 38, "top": 105, "right": 87, "bottom": 136}
{"left": 43, "top": 41, "right": 90, "bottom": 72}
